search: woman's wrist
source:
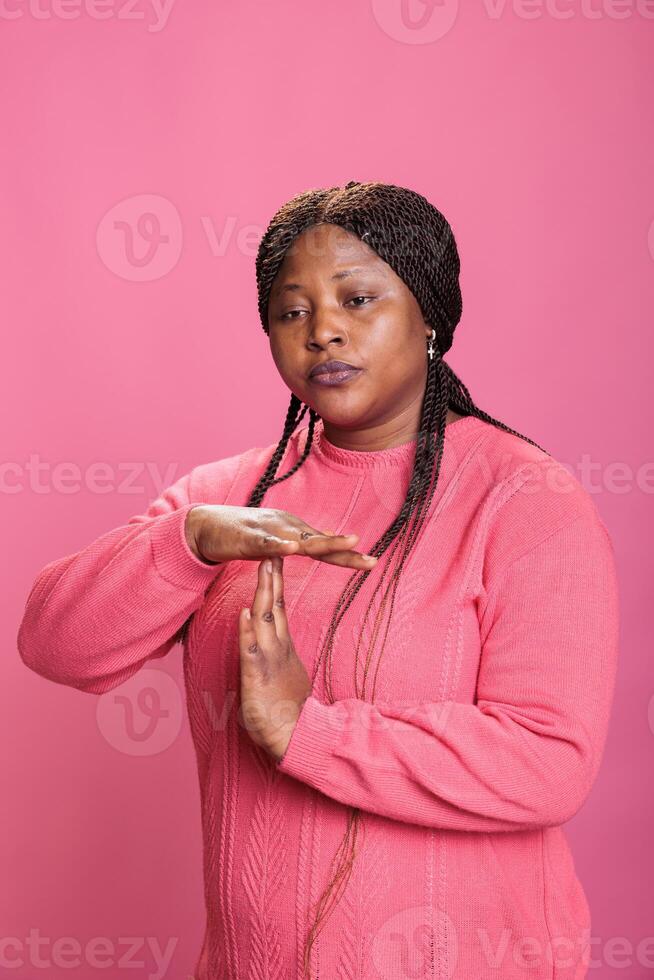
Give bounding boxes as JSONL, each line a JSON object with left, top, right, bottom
{"left": 184, "top": 506, "right": 220, "bottom": 566}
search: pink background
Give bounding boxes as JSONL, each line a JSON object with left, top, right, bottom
{"left": 2, "top": 2, "right": 652, "bottom": 977}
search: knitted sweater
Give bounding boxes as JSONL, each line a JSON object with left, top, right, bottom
{"left": 17, "top": 415, "right": 620, "bottom": 980}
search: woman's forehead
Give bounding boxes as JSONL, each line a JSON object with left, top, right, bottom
{"left": 272, "top": 227, "right": 386, "bottom": 286}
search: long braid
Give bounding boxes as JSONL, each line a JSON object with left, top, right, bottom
{"left": 240, "top": 180, "right": 552, "bottom": 978}
{"left": 246, "top": 396, "right": 320, "bottom": 507}
{"left": 442, "top": 360, "right": 547, "bottom": 450}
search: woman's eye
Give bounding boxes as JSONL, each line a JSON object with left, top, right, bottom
{"left": 280, "top": 296, "right": 373, "bottom": 320}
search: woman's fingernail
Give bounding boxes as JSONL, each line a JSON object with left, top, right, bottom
{"left": 265, "top": 559, "right": 272, "bottom": 573}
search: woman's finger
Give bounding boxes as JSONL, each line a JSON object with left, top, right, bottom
{"left": 316, "top": 550, "right": 378, "bottom": 570}
{"left": 248, "top": 533, "right": 300, "bottom": 557}
{"left": 251, "top": 558, "right": 279, "bottom": 647}
{"left": 299, "top": 532, "right": 361, "bottom": 556}
{"left": 297, "top": 531, "right": 377, "bottom": 568}
{"left": 292, "top": 517, "right": 359, "bottom": 549}
{"left": 270, "top": 556, "right": 289, "bottom": 642}
{"left": 252, "top": 521, "right": 377, "bottom": 569}
{"left": 238, "top": 607, "right": 260, "bottom": 662}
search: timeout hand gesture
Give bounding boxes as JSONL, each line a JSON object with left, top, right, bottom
{"left": 238, "top": 555, "right": 313, "bottom": 763}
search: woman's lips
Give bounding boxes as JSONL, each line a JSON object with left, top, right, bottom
{"left": 308, "top": 368, "right": 363, "bottom": 386}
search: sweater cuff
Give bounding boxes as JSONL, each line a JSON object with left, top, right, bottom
{"left": 276, "top": 694, "right": 337, "bottom": 788}
{"left": 148, "top": 504, "right": 224, "bottom": 591}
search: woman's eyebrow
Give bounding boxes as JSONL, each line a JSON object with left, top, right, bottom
{"left": 276, "top": 268, "right": 371, "bottom": 296}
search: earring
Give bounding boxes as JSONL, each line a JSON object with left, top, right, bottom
{"left": 427, "top": 328, "right": 436, "bottom": 361}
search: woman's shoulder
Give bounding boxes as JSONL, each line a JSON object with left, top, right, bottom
{"left": 470, "top": 418, "right": 612, "bottom": 571}
{"left": 183, "top": 439, "right": 279, "bottom": 505}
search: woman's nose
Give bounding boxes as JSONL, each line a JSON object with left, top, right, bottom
{"left": 307, "top": 307, "right": 347, "bottom": 347}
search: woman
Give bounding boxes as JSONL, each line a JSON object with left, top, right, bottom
{"left": 17, "top": 180, "right": 620, "bottom": 979}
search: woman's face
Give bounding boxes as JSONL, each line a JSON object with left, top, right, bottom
{"left": 266, "top": 222, "right": 433, "bottom": 434}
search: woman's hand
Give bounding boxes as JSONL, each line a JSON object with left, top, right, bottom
{"left": 238, "top": 555, "right": 312, "bottom": 763}
{"left": 186, "top": 503, "right": 378, "bottom": 570}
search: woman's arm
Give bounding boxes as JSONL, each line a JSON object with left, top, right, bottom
{"left": 16, "top": 456, "right": 243, "bottom": 695}
{"left": 277, "top": 511, "right": 620, "bottom": 832}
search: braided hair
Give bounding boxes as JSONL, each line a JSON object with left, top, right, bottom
{"left": 245, "top": 180, "right": 549, "bottom": 977}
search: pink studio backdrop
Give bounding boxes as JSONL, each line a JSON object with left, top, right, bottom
{"left": 2, "top": 3, "right": 652, "bottom": 978}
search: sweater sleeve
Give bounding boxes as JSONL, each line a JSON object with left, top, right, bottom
{"left": 277, "top": 509, "right": 620, "bottom": 833}
{"left": 16, "top": 456, "right": 243, "bottom": 696}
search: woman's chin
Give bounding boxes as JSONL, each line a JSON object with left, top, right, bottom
{"left": 299, "top": 388, "right": 369, "bottom": 422}
{"left": 311, "top": 403, "right": 372, "bottom": 428}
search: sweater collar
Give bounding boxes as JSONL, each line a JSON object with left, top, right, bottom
{"left": 305, "top": 416, "right": 483, "bottom": 470}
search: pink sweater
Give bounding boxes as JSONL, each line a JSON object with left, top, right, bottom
{"left": 17, "top": 415, "right": 620, "bottom": 980}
